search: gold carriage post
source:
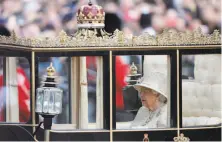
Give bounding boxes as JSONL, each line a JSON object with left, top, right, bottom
{"left": 0, "top": 0, "right": 221, "bottom": 141}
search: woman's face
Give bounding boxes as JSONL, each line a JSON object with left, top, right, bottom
{"left": 139, "top": 87, "right": 158, "bottom": 110}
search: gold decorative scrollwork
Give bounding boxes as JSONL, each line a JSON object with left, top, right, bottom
{"left": 59, "top": 30, "right": 69, "bottom": 44}
{"left": 0, "top": 28, "right": 221, "bottom": 48}
{"left": 174, "top": 133, "right": 190, "bottom": 142}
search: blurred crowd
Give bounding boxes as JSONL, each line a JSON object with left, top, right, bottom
{"left": 0, "top": 0, "right": 221, "bottom": 38}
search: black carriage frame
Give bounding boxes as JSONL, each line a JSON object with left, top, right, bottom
{"left": 0, "top": 44, "right": 221, "bottom": 141}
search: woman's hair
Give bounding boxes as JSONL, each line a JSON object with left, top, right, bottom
{"left": 157, "top": 93, "right": 167, "bottom": 104}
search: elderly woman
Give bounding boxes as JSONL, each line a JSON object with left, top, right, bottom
{"left": 130, "top": 73, "right": 168, "bottom": 129}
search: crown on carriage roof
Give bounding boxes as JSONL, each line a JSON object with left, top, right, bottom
{"left": 77, "top": 0, "right": 105, "bottom": 28}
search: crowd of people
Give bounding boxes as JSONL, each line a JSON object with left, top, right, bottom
{"left": 0, "top": 0, "right": 221, "bottom": 38}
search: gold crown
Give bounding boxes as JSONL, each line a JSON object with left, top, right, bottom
{"left": 130, "top": 62, "right": 138, "bottom": 75}
{"left": 46, "top": 62, "right": 56, "bottom": 76}
{"left": 77, "top": 2, "right": 105, "bottom": 26}
{"left": 174, "top": 133, "right": 190, "bottom": 142}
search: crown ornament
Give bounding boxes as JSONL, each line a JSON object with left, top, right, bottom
{"left": 77, "top": 0, "right": 105, "bottom": 29}
{"left": 174, "top": 133, "right": 190, "bottom": 142}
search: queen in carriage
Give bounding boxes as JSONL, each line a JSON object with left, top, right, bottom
{"left": 130, "top": 57, "right": 168, "bottom": 129}
{"left": 130, "top": 74, "right": 168, "bottom": 129}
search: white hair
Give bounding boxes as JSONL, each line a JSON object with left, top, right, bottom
{"left": 157, "top": 93, "right": 167, "bottom": 104}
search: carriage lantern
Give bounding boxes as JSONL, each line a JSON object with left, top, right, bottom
{"left": 35, "top": 63, "right": 63, "bottom": 130}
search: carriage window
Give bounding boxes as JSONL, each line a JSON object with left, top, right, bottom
{"left": 182, "top": 54, "right": 221, "bottom": 127}
{"left": 0, "top": 57, "right": 30, "bottom": 123}
{"left": 115, "top": 55, "right": 171, "bottom": 129}
{"left": 38, "top": 56, "right": 104, "bottom": 129}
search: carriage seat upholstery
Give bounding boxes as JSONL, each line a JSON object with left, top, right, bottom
{"left": 182, "top": 54, "right": 221, "bottom": 127}
{"left": 182, "top": 80, "right": 221, "bottom": 126}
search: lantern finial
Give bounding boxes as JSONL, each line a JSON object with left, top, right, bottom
{"left": 126, "top": 62, "right": 141, "bottom": 85}
{"left": 130, "top": 62, "right": 138, "bottom": 75}
{"left": 46, "top": 62, "right": 56, "bottom": 76}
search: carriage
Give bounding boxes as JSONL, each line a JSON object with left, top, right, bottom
{"left": 0, "top": 1, "right": 221, "bottom": 141}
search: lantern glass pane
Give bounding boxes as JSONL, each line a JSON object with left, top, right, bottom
{"left": 43, "top": 89, "right": 50, "bottom": 113}
{"left": 36, "top": 88, "right": 43, "bottom": 113}
{"left": 48, "top": 90, "right": 55, "bottom": 114}
{"left": 54, "top": 90, "right": 62, "bottom": 114}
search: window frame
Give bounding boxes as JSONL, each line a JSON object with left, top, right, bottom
{"left": 112, "top": 50, "right": 178, "bottom": 130}
{"left": 0, "top": 49, "right": 32, "bottom": 124}
{"left": 35, "top": 51, "right": 110, "bottom": 130}
{"left": 179, "top": 48, "right": 221, "bottom": 128}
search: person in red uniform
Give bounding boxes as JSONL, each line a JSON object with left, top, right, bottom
{"left": 115, "top": 56, "right": 129, "bottom": 110}
{"left": 0, "top": 67, "right": 30, "bottom": 122}
{"left": 86, "top": 56, "right": 129, "bottom": 113}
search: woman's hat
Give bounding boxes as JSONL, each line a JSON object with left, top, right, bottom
{"left": 134, "top": 55, "right": 169, "bottom": 101}
{"left": 134, "top": 72, "right": 168, "bottom": 100}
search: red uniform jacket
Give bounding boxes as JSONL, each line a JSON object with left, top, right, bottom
{"left": 86, "top": 56, "right": 129, "bottom": 110}
{"left": 115, "top": 57, "right": 129, "bottom": 110}
{"left": 0, "top": 67, "right": 30, "bottom": 122}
